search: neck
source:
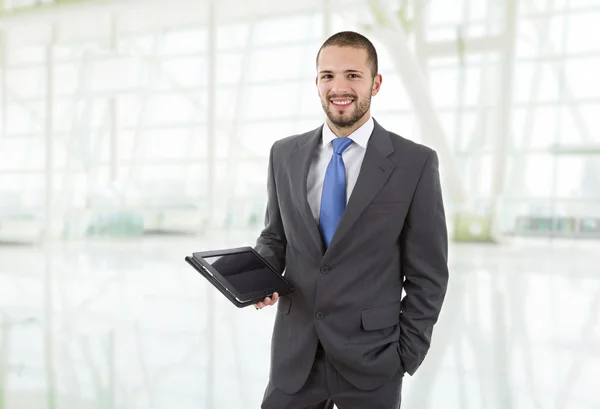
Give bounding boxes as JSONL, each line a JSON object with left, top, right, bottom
{"left": 326, "top": 112, "right": 371, "bottom": 138}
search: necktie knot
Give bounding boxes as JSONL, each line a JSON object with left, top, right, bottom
{"left": 332, "top": 137, "right": 353, "bottom": 155}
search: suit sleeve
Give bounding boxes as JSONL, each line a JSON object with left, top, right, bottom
{"left": 254, "top": 142, "right": 287, "bottom": 274}
{"left": 398, "top": 150, "right": 449, "bottom": 375}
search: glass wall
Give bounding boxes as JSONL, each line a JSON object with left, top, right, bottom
{"left": 0, "top": 0, "right": 598, "bottom": 241}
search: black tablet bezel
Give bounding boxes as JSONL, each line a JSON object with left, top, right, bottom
{"left": 189, "top": 246, "right": 293, "bottom": 306}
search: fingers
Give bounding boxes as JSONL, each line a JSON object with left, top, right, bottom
{"left": 254, "top": 292, "right": 280, "bottom": 310}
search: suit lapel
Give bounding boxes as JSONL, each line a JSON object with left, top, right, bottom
{"left": 289, "top": 126, "right": 325, "bottom": 257}
{"left": 288, "top": 120, "right": 397, "bottom": 259}
{"left": 326, "top": 119, "right": 396, "bottom": 255}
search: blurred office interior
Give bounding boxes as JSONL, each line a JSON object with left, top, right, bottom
{"left": 0, "top": 0, "right": 599, "bottom": 408}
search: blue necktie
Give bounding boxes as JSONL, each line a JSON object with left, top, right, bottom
{"left": 319, "top": 137, "right": 353, "bottom": 248}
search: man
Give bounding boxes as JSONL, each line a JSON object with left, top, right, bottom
{"left": 253, "top": 31, "right": 449, "bottom": 409}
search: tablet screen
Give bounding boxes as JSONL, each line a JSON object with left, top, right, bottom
{"left": 203, "top": 251, "right": 282, "bottom": 296}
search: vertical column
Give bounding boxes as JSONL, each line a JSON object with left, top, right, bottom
{"left": 44, "top": 24, "right": 57, "bottom": 409}
{"left": 0, "top": 4, "right": 3, "bottom": 138}
{"left": 491, "top": 2, "right": 518, "bottom": 404}
{"left": 413, "top": 0, "right": 428, "bottom": 76}
{"left": 322, "top": 0, "right": 331, "bottom": 39}
{"left": 490, "top": 0, "right": 518, "bottom": 233}
{"left": 0, "top": 29, "right": 5, "bottom": 140}
{"left": 206, "top": 2, "right": 217, "bottom": 409}
{"left": 109, "top": 100, "right": 117, "bottom": 183}
{"left": 207, "top": 0, "right": 217, "bottom": 229}
{"left": 109, "top": 14, "right": 118, "bottom": 184}
{"left": 44, "top": 25, "right": 56, "bottom": 241}
{"left": 551, "top": 0, "right": 570, "bottom": 235}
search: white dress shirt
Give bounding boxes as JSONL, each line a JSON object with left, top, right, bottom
{"left": 307, "top": 116, "right": 374, "bottom": 223}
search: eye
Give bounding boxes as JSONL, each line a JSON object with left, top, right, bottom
{"left": 348, "top": 73, "right": 360, "bottom": 78}
{"left": 321, "top": 74, "right": 332, "bottom": 79}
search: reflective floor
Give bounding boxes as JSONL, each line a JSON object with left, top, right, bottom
{"left": 0, "top": 232, "right": 599, "bottom": 409}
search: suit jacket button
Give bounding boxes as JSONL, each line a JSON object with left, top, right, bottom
{"left": 320, "top": 266, "right": 330, "bottom": 274}
{"left": 315, "top": 312, "right": 325, "bottom": 320}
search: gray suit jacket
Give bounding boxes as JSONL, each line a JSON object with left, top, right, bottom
{"left": 255, "top": 119, "right": 449, "bottom": 394}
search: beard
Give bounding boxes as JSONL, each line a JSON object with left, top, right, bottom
{"left": 320, "top": 92, "right": 371, "bottom": 129}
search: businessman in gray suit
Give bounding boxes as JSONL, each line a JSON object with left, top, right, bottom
{"left": 253, "top": 31, "right": 449, "bottom": 409}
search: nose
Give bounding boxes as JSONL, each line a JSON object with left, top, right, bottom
{"left": 329, "top": 77, "right": 352, "bottom": 95}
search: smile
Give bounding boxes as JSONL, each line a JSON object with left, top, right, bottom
{"left": 330, "top": 98, "right": 354, "bottom": 107}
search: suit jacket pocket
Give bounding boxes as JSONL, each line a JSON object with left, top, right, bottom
{"left": 361, "top": 302, "right": 401, "bottom": 331}
{"left": 277, "top": 295, "right": 291, "bottom": 315}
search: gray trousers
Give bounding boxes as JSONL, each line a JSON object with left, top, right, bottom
{"left": 261, "top": 343, "right": 403, "bottom": 409}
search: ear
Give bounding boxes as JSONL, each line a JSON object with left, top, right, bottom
{"left": 371, "top": 74, "right": 382, "bottom": 96}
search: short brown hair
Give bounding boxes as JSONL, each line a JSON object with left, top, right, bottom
{"left": 316, "top": 31, "right": 379, "bottom": 78}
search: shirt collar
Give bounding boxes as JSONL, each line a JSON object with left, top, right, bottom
{"left": 322, "top": 116, "right": 374, "bottom": 149}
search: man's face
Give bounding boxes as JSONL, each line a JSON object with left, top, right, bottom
{"left": 316, "top": 46, "right": 382, "bottom": 129}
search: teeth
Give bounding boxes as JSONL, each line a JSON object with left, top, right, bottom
{"left": 332, "top": 100, "right": 353, "bottom": 105}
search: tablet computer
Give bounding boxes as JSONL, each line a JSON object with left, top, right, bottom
{"left": 185, "top": 246, "right": 294, "bottom": 308}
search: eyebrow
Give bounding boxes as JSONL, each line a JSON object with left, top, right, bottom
{"left": 319, "top": 69, "right": 364, "bottom": 75}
